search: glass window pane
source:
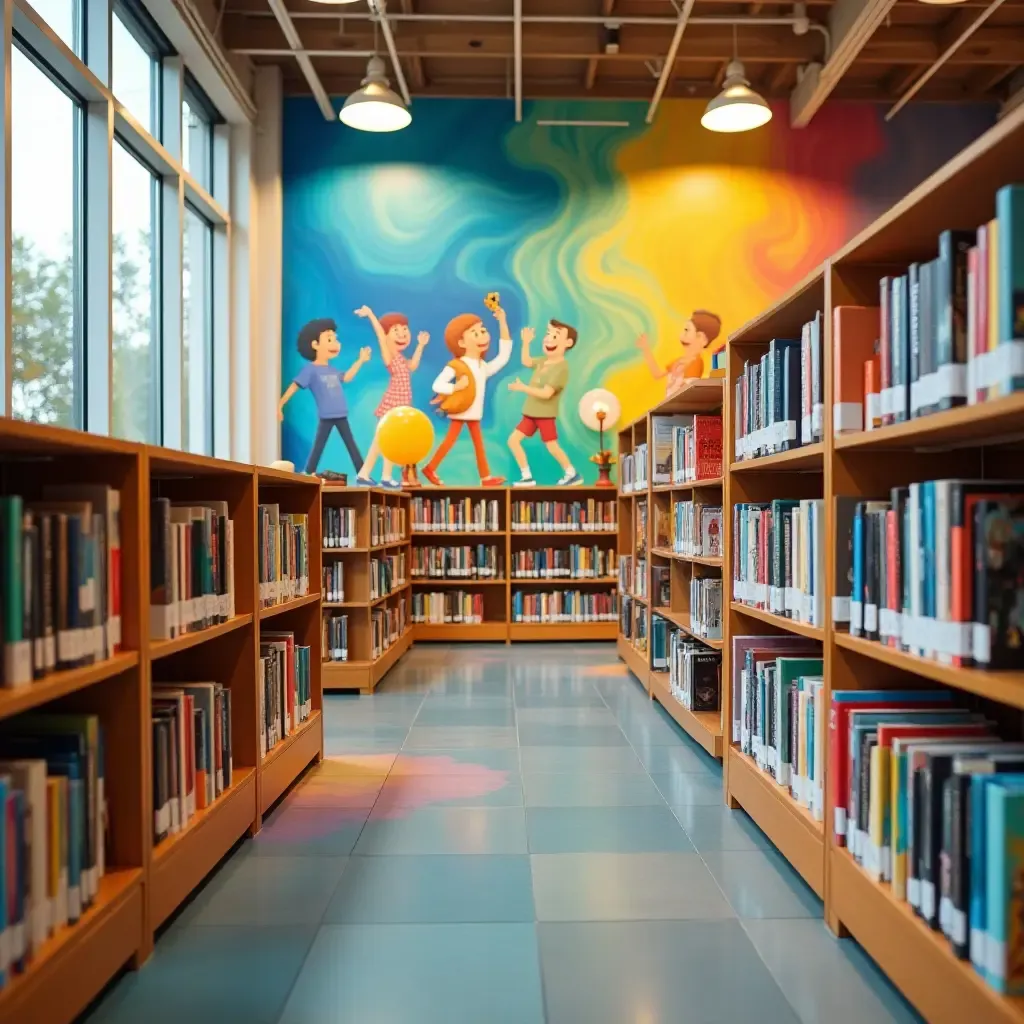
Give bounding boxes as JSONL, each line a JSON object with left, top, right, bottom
{"left": 11, "top": 47, "right": 81, "bottom": 427}
{"left": 29, "top": 0, "right": 81, "bottom": 55}
{"left": 112, "top": 12, "right": 155, "bottom": 134}
{"left": 112, "top": 142, "right": 159, "bottom": 443}
{"left": 183, "top": 206, "right": 213, "bottom": 454}
{"left": 182, "top": 97, "right": 212, "bottom": 189}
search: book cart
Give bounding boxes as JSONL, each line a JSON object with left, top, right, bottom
{"left": 409, "top": 486, "right": 619, "bottom": 644}
{"left": 0, "top": 424, "right": 323, "bottom": 1024}
{"left": 320, "top": 486, "right": 413, "bottom": 694}
{"left": 616, "top": 380, "right": 727, "bottom": 759}
{"left": 722, "top": 101, "right": 1024, "bottom": 1024}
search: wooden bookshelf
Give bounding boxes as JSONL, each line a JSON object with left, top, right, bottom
{"left": 649, "top": 670, "right": 723, "bottom": 758}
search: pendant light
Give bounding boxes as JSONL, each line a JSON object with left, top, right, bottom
{"left": 701, "top": 27, "right": 772, "bottom": 134}
{"left": 339, "top": 18, "right": 411, "bottom": 132}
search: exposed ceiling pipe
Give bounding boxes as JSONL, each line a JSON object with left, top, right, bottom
{"left": 368, "top": 0, "right": 411, "bottom": 106}
{"left": 265, "top": 0, "right": 334, "bottom": 120}
{"left": 886, "top": 0, "right": 1006, "bottom": 121}
{"left": 645, "top": 0, "right": 697, "bottom": 124}
{"left": 514, "top": 0, "right": 523, "bottom": 122}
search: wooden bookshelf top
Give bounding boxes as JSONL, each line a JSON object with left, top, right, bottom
{"left": 256, "top": 465, "right": 321, "bottom": 487}
{"left": 650, "top": 377, "right": 725, "bottom": 415}
{"left": 147, "top": 447, "right": 255, "bottom": 478}
{"left": 0, "top": 417, "right": 139, "bottom": 457}
{"left": 730, "top": 442, "right": 824, "bottom": 473}
{"left": 834, "top": 101, "right": 1024, "bottom": 267}
{"left": 728, "top": 264, "right": 825, "bottom": 347}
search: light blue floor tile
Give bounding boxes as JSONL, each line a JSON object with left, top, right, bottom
{"left": 743, "top": 919, "right": 924, "bottom": 1024}
{"left": 618, "top": 707, "right": 697, "bottom": 747}
{"left": 375, "top": 770, "right": 523, "bottom": 809}
{"left": 190, "top": 855, "right": 348, "bottom": 926}
{"left": 323, "top": 736, "right": 404, "bottom": 756}
{"left": 84, "top": 925, "right": 317, "bottom": 1024}
{"left": 522, "top": 771, "right": 665, "bottom": 807}
{"left": 673, "top": 805, "right": 773, "bottom": 851}
{"left": 651, "top": 771, "right": 725, "bottom": 806}
{"left": 421, "top": 693, "right": 514, "bottom": 709}
{"left": 526, "top": 805, "right": 694, "bottom": 853}
{"left": 392, "top": 747, "right": 520, "bottom": 774}
{"left": 251, "top": 806, "right": 368, "bottom": 857}
{"left": 355, "top": 806, "right": 528, "bottom": 855}
{"left": 428, "top": 677, "right": 514, "bottom": 697}
{"left": 414, "top": 705, "right": 517, "bottom": 726}
{"left": 324, "top": 855, "right": 534, "bottom": 923}
{"left": 278, "top": 923, "right": 545, "bottom": 1024}
{"left": 515, "top": 706, "right": 617, "bottom": 726}
{"left": 517, "top": 722, "right": 629, "bottom": 747}
{"left": 514, "top": 683, "right": 607, "bottom": 708}
{"left": 539, "top": 920, "right": 801, "bottom": 1024}
{"left": 322, "top": 723, "right": 411, "bottom": 743}
{"left": 531, "top": 852, "right": 734, "bottom": 921}
{"left": 519, "top": 745, "right": 644, "bottom": 774}
{"left": 404, "top": 725, "right": 519, "bottom": 748}
{"left": 635, "top": 740, "right": 720, "bottom": 775}
{"left": 703, "top": 849, "right": 823, "bottom": 918}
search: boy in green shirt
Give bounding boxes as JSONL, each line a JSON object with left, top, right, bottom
{"left": 507, "top": 319, "right": 582, "bottom": 486}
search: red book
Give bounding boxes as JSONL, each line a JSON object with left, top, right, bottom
{"left": 885, "top": 509, "right": 898, "bottom": 649}
{"left": 692, "top": 415, "right": 722, "bottom": 480}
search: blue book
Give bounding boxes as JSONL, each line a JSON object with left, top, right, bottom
{"left": 984, "top": 778, "right": 1024, "bottom": 992}
{"left": 996, "top": 184, "right": 1024, "bottom": 394}
{"left": 852, "top": 504, "right": 865, "bottom": 637}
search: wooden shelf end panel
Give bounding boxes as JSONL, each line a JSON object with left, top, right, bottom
{"left": 260, "top": 711, "right": 323, "bottom": 815}
{"left": 616, "top": 635, "right": 650, "bottom": 689}
{"left": 510, "top": 622, "right": 617, "bottom": 642}
{"left": 649, "top": 672, "right": 723, "bottom": 759}
{"left": 412, "top": 623, "right": 509, "bottom": 642}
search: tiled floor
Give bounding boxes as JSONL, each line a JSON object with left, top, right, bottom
{"left": 84, "top": 643, "right": 923, "bottom": 1024}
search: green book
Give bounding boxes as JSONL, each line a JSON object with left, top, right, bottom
{"left": 0, "top": 496, "right": 31, "bottom": 686}
{"left": 774, "top": 657, "right": 823, "bottom": 787}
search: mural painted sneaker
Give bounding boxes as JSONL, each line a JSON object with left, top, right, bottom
{"left": 379, "top": 479, "right": 402, "bottom": 490}
{"left": 423, "top": 468, "right": 444, "bottom": 486}
{"left": 558, "top": 471, "right": 584, "bottom": 486}
{"left": 481, "top": 476, "right": 506, "bottom": 487}
{"left": 514, "top": 476, "right": 537, "bottom": 487}
{"left": 355, "top": 476, "right": 378, "bottom": 487}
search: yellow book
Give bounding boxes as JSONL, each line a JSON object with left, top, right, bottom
{"left": 868, "top": 744, "right": 891, "bottom": 882}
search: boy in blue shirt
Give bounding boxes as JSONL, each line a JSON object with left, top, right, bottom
{"left": 279, "top": 318, "right": 371, "bottom": 475}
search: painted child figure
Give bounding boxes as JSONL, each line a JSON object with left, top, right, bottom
{"left": 423, "top": 302, "right": 513, "bottom": 487}
{"left": 353, "top": 305, "right": 429, "bottom": 488}
{"left": 279, "top": 318, "right": 371, "bottom": 475}
{"left": 508, "top": 320, "right": 582, "bottom": 486}
{"left": 636, "top": 309, "right": 722, "bottom": 395}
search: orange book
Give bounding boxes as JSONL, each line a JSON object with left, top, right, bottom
{"left": 833, "top": 306, "right": 880, "bottom": 434}
{"left": 864, "top": 357, "right": 881, "bottom": 429}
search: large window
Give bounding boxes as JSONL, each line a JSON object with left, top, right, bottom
{"left": 112, "top": 7, "right": 158, "bottom": 134}
{"left": 10, "top": 46, "right": 82, "bottom": 427}
{"left": 29, "top": 0, "right": 82, "bottom": 56}
{"left": 183, "top": 205, "right": 213, "bottom": 454}
{"left": 182, "top": 79, "right": 214, "bottom": 191}
{"left": 112, "top": 141, "right": 160, "bottom": 443}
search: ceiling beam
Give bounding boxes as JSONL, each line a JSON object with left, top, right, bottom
{"left": 265, "top": 0, "right": 334, "bottom": 120}
{"left": 398, "top": 0, "right": 427, "bottom": 89}
{"left": 964, "top": 62, "right": 1017, "bottom": 97}
{"left": 645, "top": 0, "right": 697, "bottom": 123}
{"left": 369, "top": 0, "right": 412, "bottom": 105}
{"left": 789, "top": 0, "right": 897, "bottom": 127}
{"left": 584, "top": 0, "right": 616, "bottom": 90}
{"left": 882, "top": 64, "right": 924, "bottom": 97}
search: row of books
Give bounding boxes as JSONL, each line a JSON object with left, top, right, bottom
{"left": 733, "top": 313, "right": 825, "bottom": 461}
{"left": 651, "top": 620, "right": 721, "bottom": 711}
{"left": 257, "top": 504, "right": 309, "bottom": 609}
{"left": 323, "top": 506, "right": 358, "bottom": 549}
{"left": 620, "top": 443, "right": 648, "bottom": 493}
{"left": 673, "top": 501, "right": 723, "bottom": 558}
{"left": 733, "top": 636, "right": 824, "bottom": 821}
{"left": 370, "top": 553, "right": 407, "bottom": 600}
{"left": 259, "top": 632, "right": 313, "bottom": 758}
{"left": 411, "top": 544, "right": 503, "bottom": 580}
{"left": 510, "top": 499, "right": 617, "bottom": 532}
{"left": 412, "top": 497, "right": 501, "bottom": 533}
{"left": 828, "top": 688, "right": 1024, "bottom": 994}
{"left": 837, "top": 482, "right": 1024, "bottom": 669}
{"left": 323, "top": 560, "right": 345, "bottom": 603}
{"left": 323, "top": 614, "right": 348, "bottom": 662}
{"left": 732, "top": 498, "right": 825, "bottom": 629}
{"left": 411, "top": 591, "right": 484, "bottom": 625}
{"left": 832, "top": 185, "right": 1023, "bottom": 434}
{"left": 651, "top": 566, "right": 670, "bottom": 608}
{"left": 512, "top": 545, "right": 618, "bottom": 580}
{"left": 619, "top": 555, "right": 646, "bottom": 599}
{"left": 689, "top": 577, "right": 723, "bottom": 641}
{"left": 370, "top": 503, "right": 406, "bottom": 546}
{"left": 371, "top": 600, "right": 406, "bottom": 658}
{"left": 152, "top": 682, "right": 233, "bottom": 844}
{"left": 651, "top": 413, "right": 723, "bottom": 485}
{"left": 511, "top": 589, "right": 617, "bottom": 623}
{"left": 0, "top": 712, "right": 106, "bottom": 986}
{"left": 1, "top": 486, "right": 121, "bottom": 688}
{"left": 620, "top": 595, "right": 647, "bottom": 652}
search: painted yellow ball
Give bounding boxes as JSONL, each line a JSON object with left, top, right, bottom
{"left": 377, "top": 406, "right": 435, "bottom": 466}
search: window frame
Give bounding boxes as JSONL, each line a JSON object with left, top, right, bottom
{"left": 183, "top": 199, "right": 215, "bottom": 455}
{"left": 112, "top": 0, "right": 171, "bottom": 137}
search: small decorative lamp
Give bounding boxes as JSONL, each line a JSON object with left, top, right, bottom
{"left": 579, "top": 388, "right": 622, "bottom": 488}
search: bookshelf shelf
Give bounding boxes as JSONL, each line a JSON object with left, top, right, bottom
{"left": 662, "top": 476, "right": 724, "bottom": 492}
{"left": 651, "top": 608, "right": 724, "bottom": 650}
{"left": 730, "top": 602, "right": 825, "bottom": 642}
{"left": 258, "top": 591, "right": 321, "bottom": 620}
{"left": 412, "top": 578, "right": 508, "bottom": 586}
{"left": 149, "top": 767, "right": 257, "bottom": 930}
{"left": 728, "top": 749, "right": 825, "bottom": 898}
{"left": 512, "top": 576, "right": 619, "bottom": 585}
{"left": 412, "top": 622, "right": 508, "bottom": 642}
{"left": 412, "top": 530, "right": 506, "bottom": 538}
{"left": 830, "top": 849, "right": 1024, "bottom": 1024}
{"left": 322, "top": 627, "right": 415, "bottom": 693}
{"left": 323, "top": 545, "right": 369, "bottom": 554}
{"left": 617, "top": 635, "right": 650, "bottom": 684}
{"left": 650, "top": 546, "right": 722, "bottom": 569}
{"left": 730, "top": 442, "right": 825, "bottom": 473}
{"left": 0, "top": 651, "right": 140, "bottom": 723}
{"left": 510, "top": 528, "right": 618, "bottom": 538}
{"left": 260, "top": 710, "right": 323, "bottom": 814}
{"left": 649, "top": 671, "right": 723, "bottom": 757}
{"left": 509, "top": 622, "right": 617, "bottom": 641}
{"left": 150, "top": 614, "right": 253, "bottom": 660}
{"left": 656, "top": 377, "right": 726, "bottom": 413}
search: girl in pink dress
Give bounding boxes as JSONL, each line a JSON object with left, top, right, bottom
{"left": 354, "top": 306, "right": 429, "bottom": 488}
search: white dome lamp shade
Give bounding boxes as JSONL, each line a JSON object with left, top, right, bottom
{"left": 701, "top": 59, "right": 772, "bottom": 134}
{"left": 340, "top": 56, "right": 411, "bottom": 133}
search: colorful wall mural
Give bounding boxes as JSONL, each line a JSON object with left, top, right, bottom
{"left": 281, "top": 97, "right": 994, "bottom": 485}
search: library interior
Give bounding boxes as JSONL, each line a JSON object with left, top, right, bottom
{"left": 2, "top": 0, "right": 1024, "bottom": 1021}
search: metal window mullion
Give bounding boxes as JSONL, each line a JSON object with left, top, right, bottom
{"left": 211, "top": 121, "right": 230, "bottom": 458}
{"left": 85, "top": 0, "right": 110, "bottom": 87}
{"left": 160, "top": 173, "right": 183, "bottom": 448}
{"left": 84, "top": 97, "right": 113, "bottom": 435}
{"left": 161, "top": 53, "right": 182, "bottom": 163}
{"left": 1, "top": 1, "right": 12, "bottom": 417}
{"left": 228, "top": 122, "right": 251, "bottom": 463}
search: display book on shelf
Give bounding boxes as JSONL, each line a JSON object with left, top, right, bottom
{"left": 406, "top": 486, "right": 619, "bottom": 643}
{"left": 0, "top": 426, "right": 324, "bottom": 1024}
{"left": 614, "top": 379, "right": 727, "bottom": 759}
{"left": 718, "top": 103, "right": 1024, "bottom": 1024}
{"left": 320, "top": 485, "right": 413, "bottom": 694}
